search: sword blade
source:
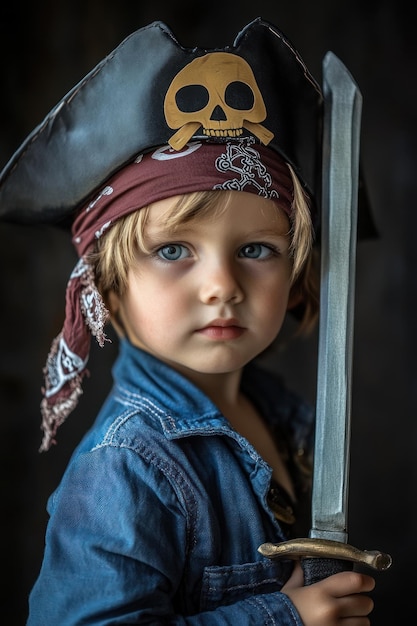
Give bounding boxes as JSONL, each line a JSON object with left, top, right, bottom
{"left": 259, "top": 53, "right": 391, "bottom": 581}
{"left": 310, "top": 51, "right": 362, "bottom": 543}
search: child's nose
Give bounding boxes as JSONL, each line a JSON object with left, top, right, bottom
{"left": 199, "top": 262, "right": 244, "bottom": 305}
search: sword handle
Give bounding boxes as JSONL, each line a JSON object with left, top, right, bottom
{"left": 302, "top": 556, "right": 352, "bottom": 585}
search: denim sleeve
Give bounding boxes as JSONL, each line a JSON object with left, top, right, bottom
{"left": 179, "top": 593, "right": 303, "bottom": 625}
{"left": 27, "top": 444, "right": 303, "bottom": 626}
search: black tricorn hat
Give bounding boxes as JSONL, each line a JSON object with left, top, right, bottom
{"left": 0, "top": 18, "right": 324, "bottom": 227}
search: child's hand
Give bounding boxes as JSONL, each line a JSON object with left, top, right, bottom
{"left": 281, "top": 561, "right": 375, "bottom": 625}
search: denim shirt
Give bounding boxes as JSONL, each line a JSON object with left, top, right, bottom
{"left": 28, "top": 339, "right": 314, "bottom": 625}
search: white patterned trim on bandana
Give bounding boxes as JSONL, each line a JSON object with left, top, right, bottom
{"left": 44, "top": 335, "right": 88, "bottom": 398}
{"left": 213, "top": 139, "right": 280, "bottom": 198}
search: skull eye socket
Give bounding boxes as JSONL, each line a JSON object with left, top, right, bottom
{"left": 175, "top": 84, "right": 209, "bottom": 113}
{"left": 224, "top": 81, "right": 255, "bottom": 110}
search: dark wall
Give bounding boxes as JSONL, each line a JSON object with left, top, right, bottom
{"left": 1, "top": 1, "right": 414, "bottom": 623}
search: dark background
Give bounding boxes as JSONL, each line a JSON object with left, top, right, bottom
{"left": 1, "top": 1, "right": 414, "bottom": 623}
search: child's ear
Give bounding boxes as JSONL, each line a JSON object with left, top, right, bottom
{"left": 107, "top": 290, "right": 120, "bottom": 314}
{"left": 287, "top": 283, "right": 303, "bottom": 311}
{"left": 107, "top": 291, "right": 125, "bottom": 337}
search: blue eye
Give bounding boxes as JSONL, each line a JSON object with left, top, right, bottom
{"left": 157, "top": 244, "right": 190, "bottom": 261}
{"left": 239, "top": 243, "right": 274, "bottom": 259}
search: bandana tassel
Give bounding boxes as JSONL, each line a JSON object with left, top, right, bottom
{"left": 39, "top": 374, "right": 84, "bottom": 452}
{"left": 39, "top": 260, "right": 110, "bottom": 452}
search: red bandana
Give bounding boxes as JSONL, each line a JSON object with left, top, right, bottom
{"left": 39, "top": 139, "right": 294, "bottom": 451}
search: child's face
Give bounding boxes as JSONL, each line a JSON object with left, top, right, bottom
{"left": 112, "top": 191, "right": 292, "bottom": 379}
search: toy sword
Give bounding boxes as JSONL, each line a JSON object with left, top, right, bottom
{"left": 259, "top": 52, "right": 391, "bottom": 582}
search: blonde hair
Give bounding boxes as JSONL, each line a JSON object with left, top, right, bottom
{"left": 90, "top": 167, "right": 319, "bottom": 333}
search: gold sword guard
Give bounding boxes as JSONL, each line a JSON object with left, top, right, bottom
{"left": 258, "top": 538, "right": 392, "bottom": 571}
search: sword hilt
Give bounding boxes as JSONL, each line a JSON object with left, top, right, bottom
{"left": 258, "top": 538, "right": 392, "bottom": 585}
{"left": 302, "top": 556, "right": 352, "bottom": 586}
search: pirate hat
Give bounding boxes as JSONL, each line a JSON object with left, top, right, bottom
{"left": 0, "top": 17, "right": 323, "bottom": 227}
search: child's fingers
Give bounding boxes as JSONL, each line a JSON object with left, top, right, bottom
{"left": 337, "top": 592, "right": 375, "bottom": 618}
{"left": 281, "top": 560, "right": 304, "bottom": 591}
{"left": 320, "top": 570, "right": 376, "bottom": 597}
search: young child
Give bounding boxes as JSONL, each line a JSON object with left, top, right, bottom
{"left": 0, "top": 18, "right": 375, "bottom": 625}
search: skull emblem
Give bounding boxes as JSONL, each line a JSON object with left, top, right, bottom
{"left": 164, "top": 52, "right": 274, "bottom": 150}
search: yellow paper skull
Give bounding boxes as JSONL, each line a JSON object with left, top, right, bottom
{"left": 164, "top": 52, "right": 274, "bottom": 150}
